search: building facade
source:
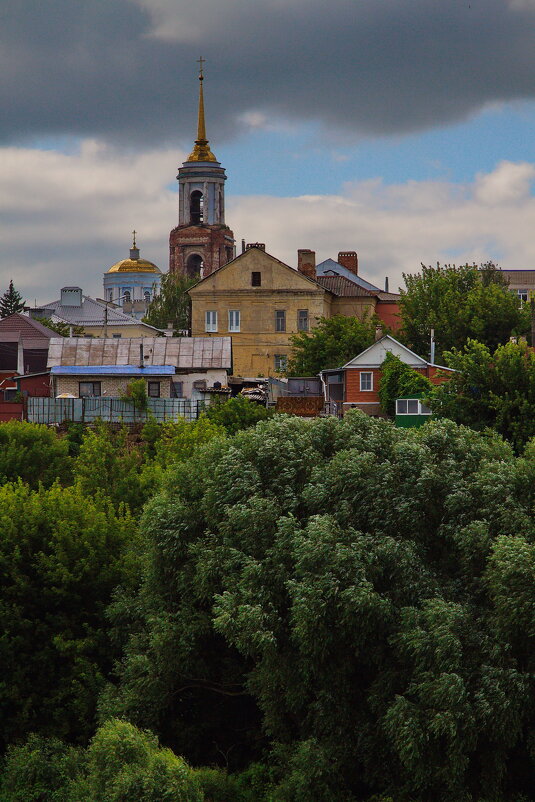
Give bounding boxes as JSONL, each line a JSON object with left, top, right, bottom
{"left": 321, "top": 335, "right": 453, "bottom": 417}
{"left": 169, "top": 65, "right": 235, "bottom": 279}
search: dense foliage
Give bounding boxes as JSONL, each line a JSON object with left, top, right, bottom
{"left": 0, "top": 420, "right": 71, "bottom": 487}
{"left": 430, "top": 338, "right": 535, "bottom": 453}
{"left": 201, "top": 395, "right": 273, "bottom": 434}
{"left": 378, "top": 352, "right": 433, "bottom": 416}
{"left": 0, "top": 721, "right": 201, "bottom": 802}
{"left": 102, "top": 413, "right": 535, "bottom": 801}
{"left": 399, "top": 262, "right": 525, "bottom": 361}
{"left": 0, "top": 482, "right": 136, "bottom": 749}
{"left": 142, "top": 273, "right": 196, "bottom": 333}
{"left": 286, "top": 314, "right": 379, "bottom": 375}
{"left": 0, "top": 280, "right": 25, "bottom": 317}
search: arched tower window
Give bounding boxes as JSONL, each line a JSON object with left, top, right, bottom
{"left": 123, "top": 290, "right": 131, "bottom": 303}
{"left": 144, "top": 290, "right": 151, "bottom": 304}
{"left": 186, "top": 254, "right": 204, "bottom": 278}
{"left": 190, "top": 190, "right": 204, "bottom": 225}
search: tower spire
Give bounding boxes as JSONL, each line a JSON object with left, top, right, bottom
{"left": 187, "top": 57, "right": 217, "bottom": 162}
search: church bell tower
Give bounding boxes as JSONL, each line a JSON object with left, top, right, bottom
{"left": 169, "top": 60, "right": 235, "bottom": 279}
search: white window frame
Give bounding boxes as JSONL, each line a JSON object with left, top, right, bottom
{"left": 360, "top": 372, "right": 373, "bottom": 391}
{"left": 205, "top": 310, "right": 218, "bottom": 333}
{"left": 396, "top": 399, "right": 432, "bottom": 416}
{"left": 228, "top": 310, "right": 240, "bottom": 332}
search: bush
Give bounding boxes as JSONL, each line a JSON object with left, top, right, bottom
{"left": 0, "top": 734, "right": 82, "bottom": 802}
{"left": 0, "top": 420, "right": 71, "bottom": 487}
{"left": 202, "top": 396, "right": 273, "bottom": 435}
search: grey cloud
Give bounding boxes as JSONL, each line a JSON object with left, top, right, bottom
{"left": 1, "top": 0, "right": 535, "bottom": 147}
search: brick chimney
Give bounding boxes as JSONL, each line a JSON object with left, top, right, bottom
{"left": 338, "top": 251, "right": 358, "bottom": 275}
{"left": 375, "top": 324, "right": 384, "bottom": 341}
{"left": 297, "top": 249, "right": 316, "bottom": 280}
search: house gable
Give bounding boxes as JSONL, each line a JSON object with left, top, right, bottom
{"left": 188, "top": 247, "right": 327, "bottom": 296}
{"left": 342, "top": 335, "right": 429, "bottom": 369}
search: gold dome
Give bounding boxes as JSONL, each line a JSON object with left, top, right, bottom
{"left": 107, "top": 257, "right": 161, "bottom": 274}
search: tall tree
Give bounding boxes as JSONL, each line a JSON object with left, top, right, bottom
{"left": 104, "top": 413, "right": 535, "bottom": 800}
{"left": 400, "top": 262, "right": 524, "bottom": 361}
{"left": 286, "top": 314, "right": 379, "bottom": 375}
{"left": 0, "top": 279, "right": 25, "bottom": 317}
{"left": 430, "top": 338, "right": 535, "bottom": 452}
{"left": 142, "top": 273, "right": 196, "bottom": 334}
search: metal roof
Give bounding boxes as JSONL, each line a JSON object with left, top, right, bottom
{"left": 41, "top": 295, "right": 160, "bottom": 329}
{"left": 316, "top": 275, "right": 375, "bottom": 297}
{"left": 50, "top": 365, "right": 175, "bottom": 376}
{"left": 316, "top": 259, "right": 382, "bottom": 291}
{"left": 47, "top": 337, "right": 232, "bottom": 370}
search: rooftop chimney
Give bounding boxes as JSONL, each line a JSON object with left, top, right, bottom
{"left": 246, "top": 242, "right": 265, "bottom": 251}
{"left": 375, "top": 324, "right": 383, "bottom": 342}
{"left": 338, "top": 251, "right": 358, "bottom": 276}
{"left": 297, "top": 249, "right": 316, "bottom": 280}
{"left": 60, "top": 287, "right": 83, "bottom": 307}
{"left": 384, "top": 276, "right": 389, "bottom": 293}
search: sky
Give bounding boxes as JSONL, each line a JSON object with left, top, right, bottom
{"left": 2, "top": 0, "right": 535, "bottom": 304}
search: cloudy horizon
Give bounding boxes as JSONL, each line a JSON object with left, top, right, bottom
{"left": 2, "top": 0, "right": 535, "bottom": 304}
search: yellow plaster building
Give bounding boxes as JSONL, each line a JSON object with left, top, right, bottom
{"left": 189, "top": 247, "right": 333, "bottom": 376}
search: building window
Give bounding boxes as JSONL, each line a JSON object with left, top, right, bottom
{"left": 107, "top": 290, "right": 113, "bottom": 301}
{"left": 147, "top": 381, "right": 160, "bottom": 398}
{"left": 190, "top": 190, "right": 204, "bottom": 224}
{"left": 122, "top": 289, "right": 131, "bottom": 303}
{"left": 275, "top": 310, "right": 286, "bottom": 332}
{"left": 171, "top": 381, "right": 183, "bottom": 398}
{"left": 297, "top": 309, "right": 309, "bottom": 331}
{"left": 251, "top": 271, "right": 261, "bottom": 287}
{"left": 396, "top": 399, "right": 424, "bottom": 415}
{"left": 274, "top": 354, "right": 288, "bottom": 372}
{"left": 4, "top": 389, "right": 17, "bottom": 401}
{"left": 517, "top": 289, "right": 529, "bottom": 306}
{"left": 144, "top": 290, "right": 151, "bottom": 304}
{"left": 205, "top": 310, "right": 218, "bottom": 332}
{"left": 360, "top": 372, "right": 373, "bottom": 391}
{"left": 79, "top": 381, "right": 101, "bottom": 398}
{"left": 228, "top": 310, "right": 240, "bottom": 332}
{"left": 112, "top": 334, "right": 122, "bottom": 339}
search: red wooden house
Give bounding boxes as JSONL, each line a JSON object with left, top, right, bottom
{"left": 321, "top": 335, "right": 454, "bottom": 416}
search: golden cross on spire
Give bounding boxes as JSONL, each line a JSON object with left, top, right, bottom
{"left": 132, "top": 229, "right": 137, "bottom": 248}
{"left": 197, "top": 56, "right": 205, "bottom": 79}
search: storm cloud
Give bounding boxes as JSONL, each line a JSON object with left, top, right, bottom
{"left": 2, "top": 0, "right": 535, "bottom": 147}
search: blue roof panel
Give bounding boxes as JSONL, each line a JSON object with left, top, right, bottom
{"left": 50, "top": 365, "right": 175, "bottom": 376}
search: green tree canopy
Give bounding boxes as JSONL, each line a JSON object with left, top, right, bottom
{"left": 0, "top": 420, "right": 71, "bottom": 488}
{"left": 142, "top": 273, "right": 196, "bottom": 334}
{"left": 429, "top": 338, "right": 535, "bottom": 452}
{"left": 0, "top": 721, "right": 202, "bottom": 802}
{"left": 0, "top": 482, "right": 136, "bottom": 749}
{"left": 400, "top": 262, "right": 524, "bottom": 361}
{"left": 286, "top": 314, "right": 379, "bottom": 375}
{"left": 378, "top": 352, "right": 433, "bottom": 416}
{"left": 0, "top": 279, "right": 25, "bottom": 317}
{"left": 201, "top": 395, "right": 273, "bottom": 435}
{"left": 104, "top": 413, "right": 535, "bottom": 800}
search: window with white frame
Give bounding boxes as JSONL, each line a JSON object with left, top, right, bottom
{"left": 396, "top": 399, "right": 431, "bottom": 415}
{"left": 228, "top": 310, "right": 240, "bottom": 332}
{"left": 360, "top": 372, "right": 373, "bottom": 391}
{"left": 205, "top": 310, "right": 218, "bottom": 332}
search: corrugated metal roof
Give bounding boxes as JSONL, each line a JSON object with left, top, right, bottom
{"left": 316, "top": 275, "right": 375, "bottom": 297}
{"left": 47, "top": 337, "right": 232, "bottom": 370}
{"left": 316, "top": 259, "right": 382, "bottom": 291}
{"left": 42, "top": 295, "right": 159, "bottom": 329}
{"left": 50, "top": 365, "right": 175, "bottom": 376}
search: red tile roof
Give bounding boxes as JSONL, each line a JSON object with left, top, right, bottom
{"left": 0, "top": 313, "right": 57, "bottom": 339}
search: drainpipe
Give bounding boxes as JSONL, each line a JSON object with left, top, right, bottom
{"left": 17, "top": 339, "right": 24, "bottom": 375}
